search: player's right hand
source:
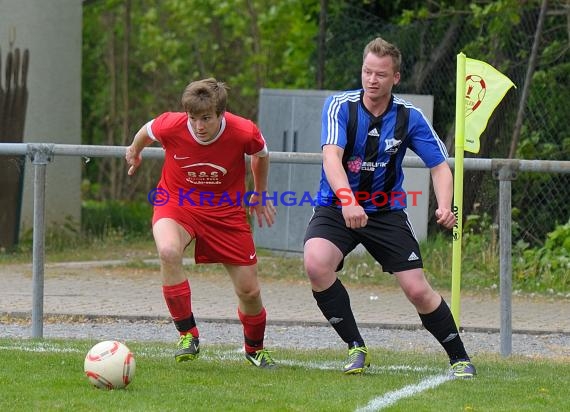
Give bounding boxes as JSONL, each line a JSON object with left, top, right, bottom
{"left": 341, "top": 204, "right": 368, "bottom": 229}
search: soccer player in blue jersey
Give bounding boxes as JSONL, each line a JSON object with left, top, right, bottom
{"left": 303, "top": 37, "right": 476, "bottom": 378}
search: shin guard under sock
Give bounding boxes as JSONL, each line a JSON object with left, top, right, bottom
{"left": 162, "top": 280, "right": 199, "bottom": 337}
{"left": 419, "top": 297, "right": 469, "bottom": 363}
{"left": 238, "top": 307, "right": 267, "bottom": 354}
{"left": 312, "top": 278, "right": 364, "bottom": 348}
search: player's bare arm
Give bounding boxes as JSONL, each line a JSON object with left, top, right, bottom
{"left": 323, "top": 144, "right": 368, "bottom": 229}
{"left": 126, "top": 124, "right": 154, "bottom": 176}
{"left": 249, "top": 148, "right": 276, "bottom": 227}
{"left": 430, "top": 161, "right": 456, "bottom": 229}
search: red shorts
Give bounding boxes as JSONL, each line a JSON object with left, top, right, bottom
{"left": 152, "top": 204, "right": 257, "bottom": 265}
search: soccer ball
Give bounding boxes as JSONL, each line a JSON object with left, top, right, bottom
{"left": 465, "top": 74, "right": 487, "bottom": 117}
{"left": 84, "top": 340, "right": 136, "bottom": 390}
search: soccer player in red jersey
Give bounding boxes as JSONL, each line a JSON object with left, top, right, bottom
{"left": 125, "top": 78, "right": 276, "bottom": 368}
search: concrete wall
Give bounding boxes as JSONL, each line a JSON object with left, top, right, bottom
{"left": 0, "top": 0, "right": 82, "bottom": 235}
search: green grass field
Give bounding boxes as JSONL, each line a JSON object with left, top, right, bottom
{"left": 1, "top": 338, "right": 568, "bottom": 411}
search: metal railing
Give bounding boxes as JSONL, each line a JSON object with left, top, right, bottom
{"left": 1, "top": 142, "right": 570, "bottom": 356}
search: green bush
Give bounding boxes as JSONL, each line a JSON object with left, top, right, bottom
{"left": 81, "top": 200, "right": 152, "bottom": 239}
{"left": 14, "top": 215, "right": 81, "bottom": 255}
{"left": 513, "top": 220, "right": 570, "bottom": 294}
{"left": 422, "top": 214, "right": 569, "bottom": 295}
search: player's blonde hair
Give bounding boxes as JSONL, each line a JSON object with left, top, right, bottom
{"left": 181, "top": 78, "right": 228, "bottom": 116}
{"left": 363, "top": 37, "right": 402, "bottom": 73}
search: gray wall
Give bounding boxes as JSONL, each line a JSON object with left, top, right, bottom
{"left": 0, "top": 0, "right": 82, "bottom": 234}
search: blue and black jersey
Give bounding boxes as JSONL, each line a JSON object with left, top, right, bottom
{"left": 317, "top": 89, "right": 448, "bottom": 212}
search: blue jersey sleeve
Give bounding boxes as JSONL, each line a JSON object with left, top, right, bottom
{"left": 321, "top": 94, "right": 350, "bottom": 149}
{"left": 407, "top": 108, "right": 449, "bottom": 168}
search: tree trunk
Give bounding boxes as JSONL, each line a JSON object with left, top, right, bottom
{"left": 119, "top": 0, "right": 132, "bottom": 199}
{"left": 317, "top": 0, "right": 327, "bottom": 89}
{"left": 508, "top": 0, "right": 548, "bottom": 159}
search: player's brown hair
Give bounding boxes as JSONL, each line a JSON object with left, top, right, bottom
{"left": 181, "top": 78, "right": 228, "bottom": 116}
{"left": 363, "top": 37, "right": 402, "bottom": 73}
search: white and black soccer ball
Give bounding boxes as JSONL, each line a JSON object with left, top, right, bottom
{"left": 84, "top": 340, "right": 136, "bottom": 390}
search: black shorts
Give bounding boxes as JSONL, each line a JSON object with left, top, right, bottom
{"left": 304, "top": 206, "right": 423, "bottom": 273}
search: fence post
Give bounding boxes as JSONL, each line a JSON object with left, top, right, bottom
{"left": 492, "top": 160, "right": 519, "bottom": 356}
{"left": 28, "top": 144, "right": 54, "bottom": 338}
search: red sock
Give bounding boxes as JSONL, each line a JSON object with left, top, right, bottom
{"left": 162, "top": 280, "right": 199, "bottom": 337}
{"left": 238, "top": 307, "right": 266, "bottom": 354}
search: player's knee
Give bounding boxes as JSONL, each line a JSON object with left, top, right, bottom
{"left": 236, "top": 286, "right": 261, "bottom": 304}
{"left": 156, "top": 244, "right": 183, "bottom": 265}
{"left": 304, "top": 239, "right": 341, "bottom": 283}
{"left": 304, "top": 255, "right": 332, "bottom": 283}
{"left": 304, "top": 255, "right": 318, "bottom": 278}
{"left": 405, "top": 285, "right": 432, "bottom": 307}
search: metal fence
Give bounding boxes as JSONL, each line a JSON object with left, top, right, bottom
{"left": 1, "top": 142, "right": 569, "bottom": 356}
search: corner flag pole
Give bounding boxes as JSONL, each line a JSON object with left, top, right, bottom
{"left": 451, "top": 52, "right": 466, "bottom": 328}
{"left": 451, "top": 54, "right": 515, "bottom": 328}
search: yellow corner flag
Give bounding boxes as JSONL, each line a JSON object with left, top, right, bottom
{"left": 451, "top": 54, "right": 515, "bottom": 327}
{"left": 464, "top": 58, "right": 515, "bottom": 153}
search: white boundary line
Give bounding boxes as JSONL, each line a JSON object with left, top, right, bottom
{"left": 355, "top": 374, "right": 450, "bottom": 411}
{"left": 0, "top": 342, "right": 442, "bottom": 374}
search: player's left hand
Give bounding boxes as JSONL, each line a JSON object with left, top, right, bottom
{"left": 435, "top": 207, "right": 456, "bottom": 229}
{"left": 125, "top": 145, "right": 142, "bottom": 176}
{"left": 248, "top": 193, "right": 276, "bottom": 228}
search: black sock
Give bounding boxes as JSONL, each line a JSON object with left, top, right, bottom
{"left": 312, "top": 278, "right": 364, "bottom": 348}
{"left": 419, "top": 298, "right": 470, "bottom": 364}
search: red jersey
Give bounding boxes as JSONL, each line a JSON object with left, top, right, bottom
{"left": 148, "top": 111, "right": 266, "bottom": 210}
